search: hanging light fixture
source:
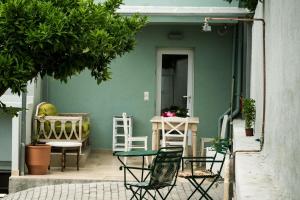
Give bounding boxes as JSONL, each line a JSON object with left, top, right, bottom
{"left": 202, "top": 18, "right": 212, "bottom": 32}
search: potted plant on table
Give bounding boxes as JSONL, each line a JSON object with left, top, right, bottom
{"left": 25, "top": 134, "right": 51, "bottom": 175}
{"left": 242, "top": 98, "right": 256, "bottom": 136}
{"left": 161, "top": 106, "right": 189, "bottom": 117}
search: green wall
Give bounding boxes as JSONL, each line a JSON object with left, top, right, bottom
{"left": 0, "top": 112, "right": 12, "bottom": 167}
{"left": 45, "top": 24, "right": 233, "bottom": 150}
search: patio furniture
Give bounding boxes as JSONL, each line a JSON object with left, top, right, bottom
{"left": 114, "top": 150, "right": 158, "bottom": 184}
{"left": 115, "top": 147, "right": 183, "bottom": 200}
{"left": 161, "top": 116, "right": 189, "bottom": 156}
{"left": 122, "top": 112, "right": 148, "bottom": 165}
{"left": 112, "top": 115, "right": 133, "bottom": 151}
{"left": 46, "top": 141, "right": 82, "bottom": 172}
{"left": 34, "top": 102, "right": 90, "bottom": 149}
{"left": 179, "top": 148, "right": 228, "bottom": 200}
{"left": 150, "top": 116, "right": 199, "bottom": 157}
{"left": 201, "top": 115, "right": 228, "bottom": 157}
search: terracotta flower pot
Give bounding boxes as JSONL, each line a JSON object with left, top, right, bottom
{"left": 25, "top": 144, "right": 51, "bottom": 175}
{"left": 245, "top": 128, "right": 254, "bottom": 137}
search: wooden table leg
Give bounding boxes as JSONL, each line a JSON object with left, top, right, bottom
{"left": 192, "top": 130, "right": 197, "bottom": 158}
{"left": 152, "top": 129, "right": 158, "bottom": 151}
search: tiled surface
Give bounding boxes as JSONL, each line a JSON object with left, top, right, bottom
{"left": 7, "top": 150, "right": 223, "bottom": 199}
{"left": 4, "top": 181, "right": 223, "bottom": 200}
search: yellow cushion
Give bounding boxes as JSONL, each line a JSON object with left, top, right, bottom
{"left": 38, "top": 103, "right": 57, "bottom": 116}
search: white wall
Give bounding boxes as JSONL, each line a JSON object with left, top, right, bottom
{"left": 251, "top": 1, "right": 300, "bottom": 199}
{"left": 0, "top": 77, "right": 42, "bottom": 174}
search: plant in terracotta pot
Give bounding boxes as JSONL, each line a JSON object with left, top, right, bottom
{"left": 25, "top": 134, "right": 51, "bottom": 175}
{"left": 242, "top": 98, "right": 256, "bottom": 136}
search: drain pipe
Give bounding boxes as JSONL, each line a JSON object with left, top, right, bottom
{"left": 205, "top": 17, "right": 266, "bottom": 199}
{"left": 205, "top": 16, "right": 266, "bottom": 150}
{"left": 217, "top": 25, "right": 237, "bottom": 135}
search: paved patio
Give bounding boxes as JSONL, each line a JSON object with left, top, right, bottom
{"left": 2, "top": 181, "right": 223, "bottom": 200}
{"left": 5, "top": 150, "right": 224, "bottom": 199}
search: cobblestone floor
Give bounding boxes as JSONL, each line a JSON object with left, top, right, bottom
{"left": 2, "top": 181, "right": 223, "bottom": 200}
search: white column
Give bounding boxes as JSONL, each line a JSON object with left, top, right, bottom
{"left": 11, "top": 113, "right": 21, "bottom": 176}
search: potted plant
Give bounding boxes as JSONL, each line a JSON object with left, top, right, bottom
{"left": 25, "top": 134, "right": 51, "bottom": 175}
{"left": 242, "top": 98, "right": 256, "bottom": 136}
{"left": 212, "top": 137, "right": 230, "bottom": 154}
{"left": 161, "top": 106, "right": 189, "bottom": 117}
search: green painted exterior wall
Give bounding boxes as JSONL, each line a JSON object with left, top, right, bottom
{"left": 0, "top": 112, "right": 12, "bottom": 164}
{"left": 45, "top": 24, "right": 233, "bottom": 150}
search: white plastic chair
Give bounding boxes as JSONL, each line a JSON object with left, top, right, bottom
{"left": 122, "top": 112, "right": 148, "bottom": 165}
{"left": 200, "top": 115, "right": 229, "bottom": 157}
{"left": 161, "top": 117, "right": 189, "bottom": 157}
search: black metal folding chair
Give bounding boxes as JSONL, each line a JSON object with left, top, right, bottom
{"left": 179, "top": 148, "right": 227, "bottom": 200}
{"left": 124, "top": 146, "right": 183, "bottom": 200}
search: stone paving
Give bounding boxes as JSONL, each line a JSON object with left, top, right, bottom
{"left": 2, "top": 181, "right": 223, "bottom": 200}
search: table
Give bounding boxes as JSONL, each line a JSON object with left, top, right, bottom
{"left": 150, "top": 116, "right": 199, "bottom": 157}
{"left": 46, "top": 141, "right": 82, "bottom": 172}
{"left": 114, "top": 150, "right": 158, "bottom": 184}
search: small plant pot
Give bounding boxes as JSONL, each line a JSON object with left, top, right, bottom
{"left": 25, "top": 144, "right": 51, "bottom": 175}
{"left": 245, "top": 128, "right": 254, "bottom": 137}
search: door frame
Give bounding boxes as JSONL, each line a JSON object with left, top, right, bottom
{"left": 156, "top": 48, "right": 194, "bottom": 116}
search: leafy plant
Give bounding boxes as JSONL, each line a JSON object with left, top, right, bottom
{"left": 161, "top": 106, "right": 189, "bottom": 117}
{"left": 0, "top": 0, "right": 147, "bottom": 113}
{"left": 31, "top": 134, "right": 40, "bottom": 146}
{"left": 212, "top": 137, "right": 230, "bottom": 154}
{"left": 242, "top": 98, "right": 256, "bottom": 129}
{"left": 224, "top": 0, "right": 259, "bottom": 12}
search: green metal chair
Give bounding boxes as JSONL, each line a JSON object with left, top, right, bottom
{"left": 179, "top": 144, "right": 228, "bottom": 200}
{"left": 124, "top": 146, "right": 183, "bottom": 200}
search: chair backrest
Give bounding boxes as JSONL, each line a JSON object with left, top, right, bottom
{"left": 122, "top": 112, "right": 131, "bottom": 150}
{"left": 220, "top": 115, "right": 228, "bottom": 139}
{"left": 161, "top": 117, "right": 189, "bottom": 151}
{"left": 207, "top": 143, "right": 228, "bottom": 175}
{"left": 149, "top": 147, "right": 183, "bottom": 188}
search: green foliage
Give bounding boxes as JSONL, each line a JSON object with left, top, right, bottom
{"left": 161, "top": 105, "right": 189, "bottom": 117}
{"left": 212, "top": 137, "right": 230, "bottom": 154}
{"left": 0, "top": 0, "right": 147, "bottom": 111}
{"left": 242, "top": 98, "right": 256, "bottom": 129}
{"left": 224, "top": 0, "right": 258, "bottom": 12}
{"left": 0, "top": 102, "right": 22, "bottom": 116}
{"left": 31, "top": 133, "right": 39, "bottom": 145}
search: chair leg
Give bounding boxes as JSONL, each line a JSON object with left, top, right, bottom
{"left": 129, "top": 186, "right": 140, "bottom": 200}
{"left": 201, "top": 140, "right": 205, "bottom": 157}
{"left": 187, "top": 177, "right": 217, "bottom": 200}
{"left": 187, "top": 178, "right": 208, "bottom": 200}
{"left": 156, "top": 185, "right": 175, "bottom": 200}
{"left": 129, "top": 186, "right": 155, "bottom": 200}
{"left": 144, "top": 140, "right": 149, "bottom": 166}
{"left": 199, "top": 176, "right": 219, "bottom": 200}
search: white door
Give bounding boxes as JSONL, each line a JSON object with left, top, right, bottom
{"left": 156, "top": 49, "right": 194, "bottom": 116}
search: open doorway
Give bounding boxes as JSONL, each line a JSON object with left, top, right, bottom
{"left": 156, "top": 49, "right": 194, "bottom": 116}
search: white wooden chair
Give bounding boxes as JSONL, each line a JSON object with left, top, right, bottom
{"left": 200, "top": 115, "right": 229, "bottom": 157}
{"left": 161, "top": 117, "right": 189, "bottom": 157}
{"left": 122, "top": 112, "right": 148, "bottom": 165}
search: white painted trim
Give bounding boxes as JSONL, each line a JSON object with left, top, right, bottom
{"left": 156, "top": 49, "right": 194, "bottom": 116}
{"left": 11, "top": 113, "right": 21, "bottom": 176}
{"left": 117, "top": 6, "right": 249, "bottom": 16}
